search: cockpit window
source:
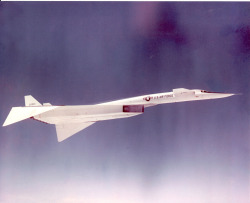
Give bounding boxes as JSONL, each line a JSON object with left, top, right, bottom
{"left": 201, "top": 90, "right": 221, "bottom": 93}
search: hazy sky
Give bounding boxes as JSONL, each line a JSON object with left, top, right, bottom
{"left": 0, "top": 2, "right": 249, "bottom": 203}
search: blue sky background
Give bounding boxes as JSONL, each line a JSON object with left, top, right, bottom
{"left": 0, "top": 2, "right": 249, "bottom": 203}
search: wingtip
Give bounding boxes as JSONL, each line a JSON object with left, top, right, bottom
{"left": 2, "top": 120, "right": 10, "bottom": 127}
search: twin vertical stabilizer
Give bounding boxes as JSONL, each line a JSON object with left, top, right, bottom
{"left": 25, "top": 95, "right": 42, "bottom": 106}
{"left": 3, "top": 96, "right": 57, "bottom": 127}
{"left": 3, "top": 106, "right": 58, "bottom": 127}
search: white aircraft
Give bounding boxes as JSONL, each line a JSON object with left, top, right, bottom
{"left": 3, "top": 88, "right": 234, "bottom": 142}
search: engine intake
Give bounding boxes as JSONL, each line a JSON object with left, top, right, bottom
{"left": 123, "top": 105, "right": 144, "bottom": 113}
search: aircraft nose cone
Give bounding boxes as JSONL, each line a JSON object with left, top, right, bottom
{"left": 215, "top": 93, "right": 235, "bottom": 98}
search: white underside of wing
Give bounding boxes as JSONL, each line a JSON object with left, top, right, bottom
{"left": 33, "top": 105, "right": 142, "bottom": 124}
{"left": 4, "top": 105, "right": 143, "bottom": 142}
{"left": 34, "top": 112, "right": 142, "bottom": 124}
{"left": 32, "top": 105, "right": 143, "bottom": 142}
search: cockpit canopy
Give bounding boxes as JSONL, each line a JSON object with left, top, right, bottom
{"left": 201, "top": 90, "right": 220, "bottom": 93}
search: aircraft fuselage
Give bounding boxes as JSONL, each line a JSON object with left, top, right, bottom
{"left": 2, "top": 88, "right": 235, "bottom": 142}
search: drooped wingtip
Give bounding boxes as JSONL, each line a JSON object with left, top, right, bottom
{"left": 3, "top": 117, "right": 14, "bottom": 127}
{"left": 2, "top": 118, "right": 11, "bottom": 127}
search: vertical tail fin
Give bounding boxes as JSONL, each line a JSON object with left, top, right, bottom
{"left": 25, "top": 95, "right": 42, "bottom": 106}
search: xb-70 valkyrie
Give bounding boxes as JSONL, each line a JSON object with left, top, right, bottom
{"left": 3, "top": 88, "right": 235, "bottom": 142}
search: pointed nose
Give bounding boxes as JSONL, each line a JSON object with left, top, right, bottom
{"left": 213, "top": 93, "right": 235, "bottom": 99}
